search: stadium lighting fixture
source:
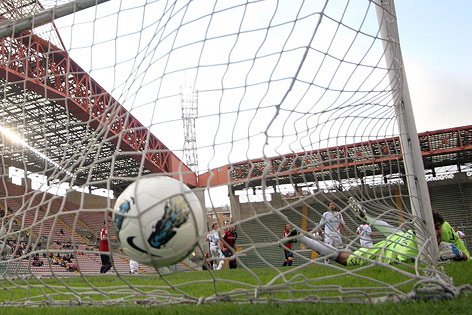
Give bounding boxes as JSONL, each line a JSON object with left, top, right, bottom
{"left": 0, "top": 126, "right": 75, "bottom": 178}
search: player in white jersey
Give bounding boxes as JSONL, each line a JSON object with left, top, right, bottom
{"left": 356, "top": 223, "right": 373, "bottom": 248}
{"left": 206, "top": 223, "right": 224, "bottom": 270}
{"left": 454, "top": 226, "right": 466, "bottom": 240}
{"left": 318, "top": 201, "right": 350, "bottom": 249}
{"left": 129, "top": 259, "right": 139, "bottom": 274}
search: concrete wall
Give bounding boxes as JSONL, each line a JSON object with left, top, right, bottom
{"left": 67, "top": 190, "right": 113, "bottom": 210}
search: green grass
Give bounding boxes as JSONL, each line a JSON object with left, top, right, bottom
{"left": 0, "top": 262, "right": 470, "bottom": 313}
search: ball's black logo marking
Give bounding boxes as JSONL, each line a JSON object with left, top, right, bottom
{"left": 114, "top": 199, "right": 131, "bottom": 242}
{"left": 126, "top": 236, "right": 161, "bottom": 257}
{"left": 147, "top": 195, "right": 190, "bottom": 249}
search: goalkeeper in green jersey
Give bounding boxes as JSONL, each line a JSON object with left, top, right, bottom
{"left": 439, "top": 218, "right": 470, "bottom": 260}
{"left": 284, "top": 198, "right": 469, "bottom": 266}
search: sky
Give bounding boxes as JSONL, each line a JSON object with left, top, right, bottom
{"left": 395, "top": 1, "right": 472, "bottom": 133}
{"left": 51, "top": 0, "right": 471, "bottom": 162}
{"left": 16, "top": 0, "right": 470, "bottom": 205}
{"left": 203, "top": 0, "right": 472, "bottom": 205}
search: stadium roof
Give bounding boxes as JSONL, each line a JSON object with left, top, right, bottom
{"left": 0, "top": 4, "right": 195, "bottom": 193}
{"left": 200, "top": 125, "right": 472, "bottom": 190}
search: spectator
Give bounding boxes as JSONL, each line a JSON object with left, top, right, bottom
{"left": 0, "top": 241, "right": 12, "bottom": 260}
{"left": 63, "top": 254, "right": 72, "bottom": 263}
{"left": 66, "top": 263, "right": 78, "bottom": 272}
{"left": 16, "top": 243, "right": 24, "bottom": 258}
{"left": 32, "top": 254, "right": 43, "bottom": 267}
{"left": 52, "top": 256, "right": 60, "bottom": 265}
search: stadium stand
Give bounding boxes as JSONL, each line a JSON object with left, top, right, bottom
{"left": 2, "top": 171, "right": 471, "bottom": 273}
{"left": 0, "top": 180, "right": 157, "bottom": 275}
{"left": 235, "top": 174, "right": 472, "bottom": 268}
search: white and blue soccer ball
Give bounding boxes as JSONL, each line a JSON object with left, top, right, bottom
{"left": 112, "top": 175, "right": 205, "bottom": 267}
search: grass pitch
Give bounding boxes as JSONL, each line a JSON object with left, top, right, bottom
{"left": 0, "top": 262, "right": 470, "bottom": 314}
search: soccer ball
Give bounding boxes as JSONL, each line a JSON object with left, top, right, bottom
{"left": 112, "top": 175, "right": 205, "bottom": 267}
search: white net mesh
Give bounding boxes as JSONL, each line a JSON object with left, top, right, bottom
{"left": 0, "top": 0, "right": 459, "bottom": 306}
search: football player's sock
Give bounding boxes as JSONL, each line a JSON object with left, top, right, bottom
{"left": 299, "top": 236, "right": 338, "bottom": 257}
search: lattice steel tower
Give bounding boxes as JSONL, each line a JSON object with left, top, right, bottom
{"left": 181, "top": 87, "right": 199, "bottom": 173}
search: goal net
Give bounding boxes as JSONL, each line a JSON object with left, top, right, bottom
{"left": 0, "top": 0, "right": 461, "bottom": 306}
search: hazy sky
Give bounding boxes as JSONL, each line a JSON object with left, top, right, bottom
{"left": 26, "top": 0, "right": 470, "bottom": 205}
{"left": 395, "top": 1, "right": 472, "bottom": 133}
{"left": 53, "top": 0, "right": 471, "bottom": 156}
{"left": 50, "top": 0, "right": 471, "bottom": 179}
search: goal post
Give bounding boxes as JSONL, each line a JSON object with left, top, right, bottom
{"left": 373, "top": 0, "right": 437, "bottom": 261}
{"left": 0, "top": 0, "right": 111, "bottom": 39}
{"left": 0, "top": 0, "right": 461, "bottom": 307}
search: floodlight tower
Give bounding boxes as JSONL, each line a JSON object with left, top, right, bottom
{"left": 181, "top": 86, "right": 199, "bottom": 174}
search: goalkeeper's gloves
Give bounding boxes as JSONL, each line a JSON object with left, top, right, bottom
{"left": 348, "top": 197, "right": 366, "bottom": 219}
{"left": 438, "top": 242, "right": 465, "bottom": 261}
